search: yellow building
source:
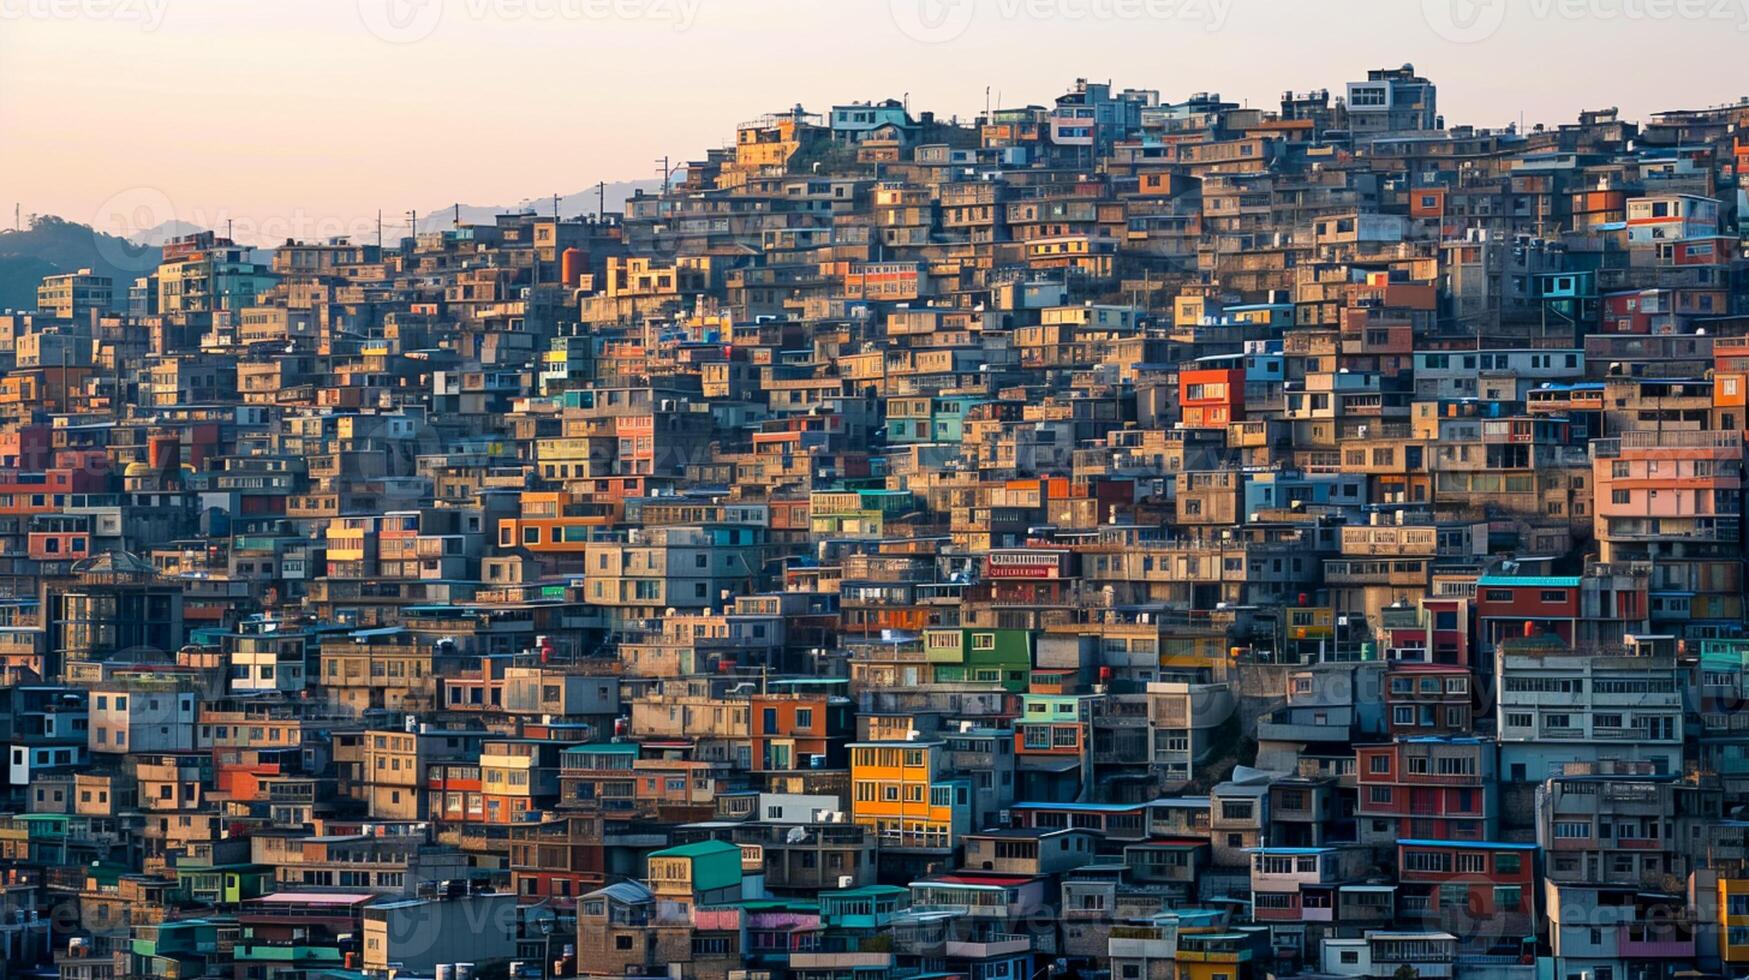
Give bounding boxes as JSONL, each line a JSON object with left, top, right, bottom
{"left": 1174, "top": 928, "right": 1264, "bottom": 980}
{"left": 1721, "top": 878, "right": 1749, "bottom": 966}
{"left": 730, "top": 108, "right": 827, "bottom": 177}
{"left": 848, "top": 740, "right": 971, "bottom": 855}
{"left": 36, "top": 268, "right": 112, "bottom": 320}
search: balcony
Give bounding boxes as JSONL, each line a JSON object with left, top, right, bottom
{"left": 946, "top": 935, "right": 1031, "bottom": 959}
{"left": 789, "top": 952, "right": 894, "bottom": 970}
{"left": 1108, "top": 930, "right": 1175, "bottom": 960}
{"left": 1618, "top": 925, "right": 1694, "bottom": 958}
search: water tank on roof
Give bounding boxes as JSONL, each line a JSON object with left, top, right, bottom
{"left": 561, "top": 248, "right": 587, "bottom": 287}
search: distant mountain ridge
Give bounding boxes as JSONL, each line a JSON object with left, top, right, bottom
{"left": 0, "top": 178, "right": 671, "bottom": 312}
{"left": 0, "top": 215, "right": 160, "bottom": 313}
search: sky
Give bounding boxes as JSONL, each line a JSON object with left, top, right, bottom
{"left": 4, "top": 0, "right": 1747, "bottom": 245}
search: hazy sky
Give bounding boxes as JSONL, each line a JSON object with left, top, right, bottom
{"left": 4, "top": 0, "right": 1746, "bottom": 244}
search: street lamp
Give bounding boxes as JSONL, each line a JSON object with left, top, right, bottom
{"left": 538, "top": 917, "right": 554, "bottom": 980}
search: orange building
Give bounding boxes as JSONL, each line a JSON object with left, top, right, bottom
{"left": 751, "top": 692, "right": 851, "bottom": 773}
{"left": 1180, "top": 366, "right": 1246, "bottom": 429}
{"left": 497, "top": 490, "right": 616, "bottom": 553}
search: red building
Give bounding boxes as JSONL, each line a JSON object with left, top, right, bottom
{"left": 1179, "top": 365, "right": 1245, "bottom": 430}
{"left": 1379, "top": 595, "right": 1474, "bottom": 669}
{"left": 427, "top": 760, "right": 485, "bottom": 826}
{"left": 1356, "top": 739, "right": 1496, "bottom": 844}
{"left": 509, "top": 813, "right": 607, "bottom": 906}
{"left": 1602, "top": 289, "right": 1666, "bottom": 334}
{"left": 1396, "top": 839, "right": 1537, "bottom": 954}
{"left": 751, "top": 691, "right": 852, "bottom": 773}
{"left": 1475, "top": 574, "right": 1581, "bottom": 654}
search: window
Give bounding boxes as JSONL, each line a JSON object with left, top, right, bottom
{"left": 1403, "top": 850, "right": 1451, "bottom": 873}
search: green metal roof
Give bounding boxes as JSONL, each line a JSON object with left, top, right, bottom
{"left": 651, "top": 839, "right": 741, "bottom": 859}
{"left": 561, "top": 742, "right": 638, "bottom": 755}
{"left": 650, "top": 839, "right": 743, "bottom": 892}
{"left": 1475, "top": 575, "right": 1581, "bottom": 588}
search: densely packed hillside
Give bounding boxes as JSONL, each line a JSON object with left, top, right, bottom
{"left": 5, "top": 66, "right": 1749, "bottom": 980}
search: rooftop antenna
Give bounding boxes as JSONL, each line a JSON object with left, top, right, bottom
{"left": 598, "top": 180, "right": 606, "bottom": 219}
{"left": 553, "top": 193, "right": 560, "bottom": 220}
{"left": 406, "top": 209, "right": 417, "bottom": 242}
{"left": 376, "top": 210, "right": 383, "bottom": 250}
{"left": 453, "top": 202, "right": 460, "bottom": 228}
